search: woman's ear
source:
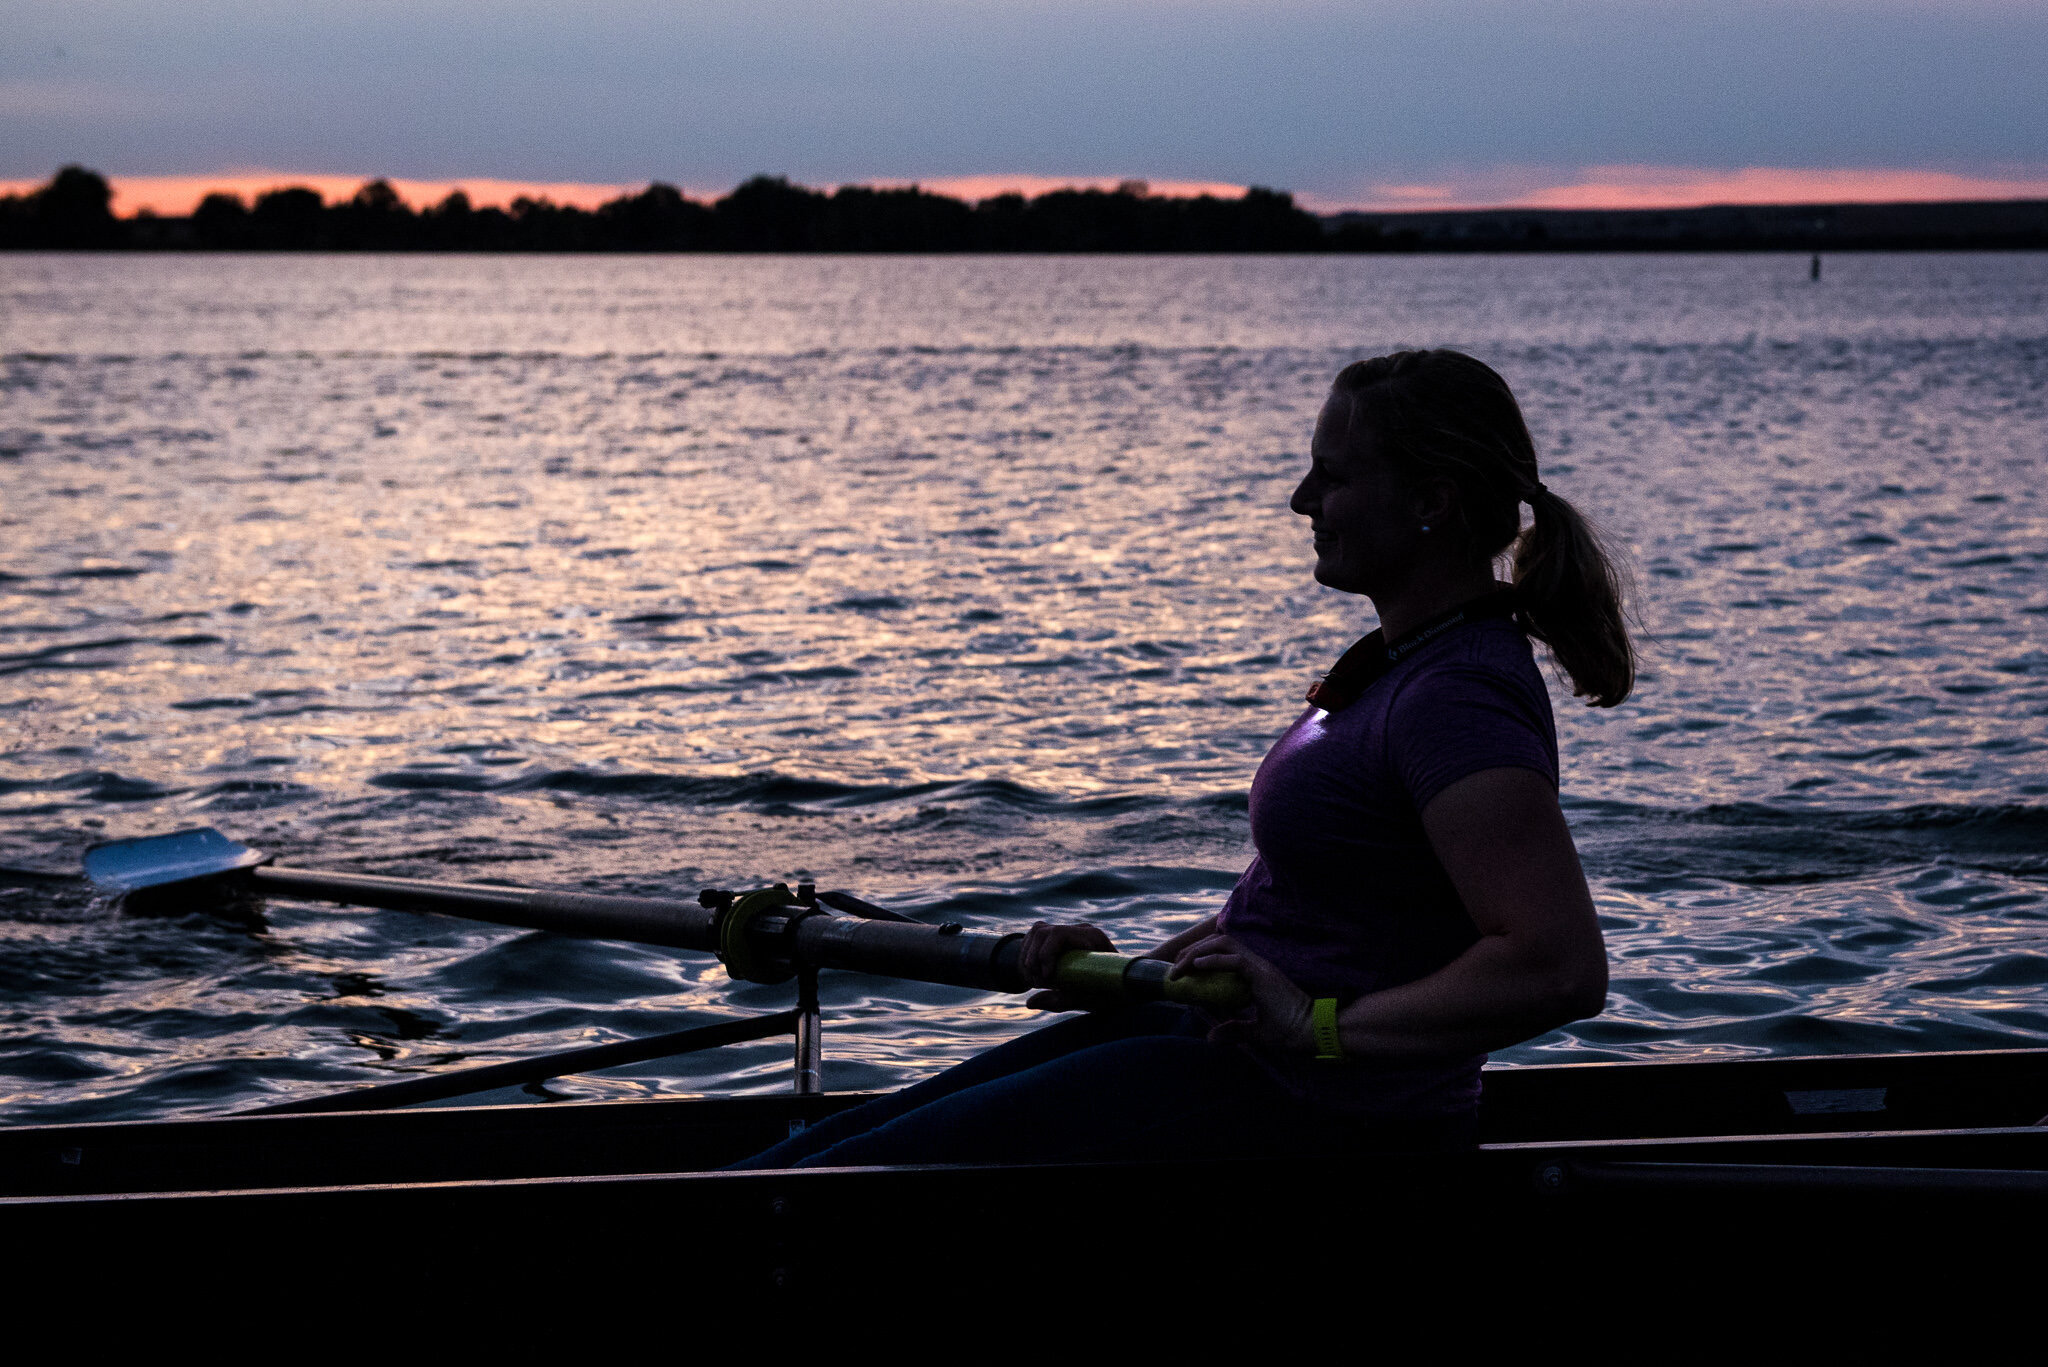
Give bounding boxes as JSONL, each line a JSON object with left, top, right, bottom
{"left": 1411, "top": 476, "right": 1459, "bottom": 533}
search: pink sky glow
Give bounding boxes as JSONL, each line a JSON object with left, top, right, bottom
{"left": 7, "top": 166, "right": 2046, "bottom": 218}
{"left": 1303, "top": 165, "right": 2048, "bottom": 214}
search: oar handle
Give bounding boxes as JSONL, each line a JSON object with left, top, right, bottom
{"left": 1052, "top": 950, "right": 1252, "bottom": 1012}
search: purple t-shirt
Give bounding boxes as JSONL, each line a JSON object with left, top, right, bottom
{"left": 1217, "top": 614, "right": 1558, "bottom": 1121}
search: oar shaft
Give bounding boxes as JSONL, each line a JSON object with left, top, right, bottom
{"left": 741, "top": 916, "right": 1247, "bottom": 1009}
{"left": 246, "top": 866, "right": 1249, "bottom": 1010}
{"left": 250, "top": 1010, "right": 800, "bottom": 1115}
{"left": 783, "top": 911, "right": 1025, "bottom": 992}
{"left": 251, "top": 866, "right": 718, "bottom": 951}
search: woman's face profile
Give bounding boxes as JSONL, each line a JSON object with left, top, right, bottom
{"left": 1291, "top": 391, "right": 1422, "bottom": 597}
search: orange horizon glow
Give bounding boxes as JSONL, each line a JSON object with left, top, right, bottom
{"left": 0, "top": 171, "right": 1258, "bottom": 218}
{"left": 0, "top": 172, "right": 659, "bottom": 218}
{"left": 6, "top": 166, "right": 2047, "bottom": 219}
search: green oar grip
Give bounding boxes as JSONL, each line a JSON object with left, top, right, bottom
{"left": 1050, "top": 951, "right": 1134, "bottom": 1003}
{"left": 1051, "top": 951, "right": 1252, "bottom": 1012}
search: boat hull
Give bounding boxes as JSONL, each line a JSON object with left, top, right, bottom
{"left": 4, "top": 1047, "right": 2044, "bottom": 1326}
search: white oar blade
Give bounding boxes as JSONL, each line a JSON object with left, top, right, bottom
{"left": 83, "top": 827, "right": 268, "bottom": 891}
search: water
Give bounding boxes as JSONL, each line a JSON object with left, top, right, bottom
{"left": 3, "top": 252, "right": 2045, "bottom": 1124}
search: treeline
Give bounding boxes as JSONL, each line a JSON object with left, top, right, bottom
{"left": 1, "top": 166, "right": 1327, "bottom": 252}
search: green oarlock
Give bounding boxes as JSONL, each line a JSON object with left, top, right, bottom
{"left": 1051, "top": 950, "right": 1252, "bottom": 1012}
{"left": 719, "top": 884, "right": 800, "bottom": 985}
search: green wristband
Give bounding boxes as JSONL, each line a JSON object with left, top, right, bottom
{"left": 1312, "top": 997, "right": 1342, "bottom": 1061}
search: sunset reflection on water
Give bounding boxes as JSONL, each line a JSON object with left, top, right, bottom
{"left": 2, "top": 252, "right": 2044, "bottom": 1120}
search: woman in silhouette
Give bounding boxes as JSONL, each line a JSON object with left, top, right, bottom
{"left": 734, "top": 349, "right": 1630, "bottom": 1166}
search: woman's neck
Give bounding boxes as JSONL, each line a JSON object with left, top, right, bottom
{"left": 1370, "top": 565, "right": 1502, "bottom": 640}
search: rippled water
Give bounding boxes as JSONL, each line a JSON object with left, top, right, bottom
{"left": 3, "top": 252, "right": 2046, "bottom": 1124}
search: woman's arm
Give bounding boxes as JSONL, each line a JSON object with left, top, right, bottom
{"left": 1177, "top": 766, "right": 1608, "bottom": 1058}
{"left": 1141, "top": 915, "right": 1220, "bottom": 963}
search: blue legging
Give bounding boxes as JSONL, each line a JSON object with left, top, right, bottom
{"left": 729, "top": 1003, "right": 1467, "bottom": 1169}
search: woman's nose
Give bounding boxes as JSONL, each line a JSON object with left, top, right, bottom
{"left": 1289, "top": 475, "right": 1316, "bottom": 516}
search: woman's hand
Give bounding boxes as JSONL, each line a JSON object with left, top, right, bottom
{"left": 1171, "top": 932, "right": 1315, "bottom": 1052}
{"left": 1019, "top": 921, "right": 1115, "bottom": 1012}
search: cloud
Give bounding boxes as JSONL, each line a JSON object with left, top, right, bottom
{"left": 0, "top": 77, "right": 179, "bottom": 122}
{"left": 5, "top": 2, "right": 2046, "bottom": 196}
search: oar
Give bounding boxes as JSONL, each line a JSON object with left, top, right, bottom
{"left": 249, "top": 1010, "right": 802, "bottom": 1115}
{"left": 0, "top": 863, "right": 79, "bottom": 885}
{"left": 84, "top": 827, "right": 1250, "bottom": 1011}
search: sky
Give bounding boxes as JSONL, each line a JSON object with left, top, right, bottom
{"left": 4, "top": 0, "right": 2046, "bottom": 213}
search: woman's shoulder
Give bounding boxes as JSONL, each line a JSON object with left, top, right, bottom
{"left": 1380, "top": 620, "right": 1558, "bottom": 798}
{"left": 1388, "top": 618, "right": 1549, "bottom": 709}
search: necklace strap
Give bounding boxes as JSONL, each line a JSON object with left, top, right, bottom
{"left": 1304, "top": 588, "right": 1521, "bottom": 713}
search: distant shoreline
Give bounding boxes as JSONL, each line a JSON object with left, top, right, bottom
{"left": 1322, "top": 199, "right": 2048, "bottom": 253}
{"left": 5, "top": 166, "right": 2044, "bottom": 253}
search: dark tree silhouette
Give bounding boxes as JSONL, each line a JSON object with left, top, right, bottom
{"left": 597, "top": 182, "right": 715, "bottom": 250}
{"left": 192, "top": 192, "right": 252, "bottom": 249}
{"left": 0, "top": 165, "right": 122, "bottom": 248}
{"left": 331, "top": 180, "right": 414, "bottom": 249}
{"left": 11, "top": 163, "right": 2048, "bottom": 253}
{"left": 39, "top": 166, "right": 121, "bottom": 247}
{"left": 971, "top": 193, "right": 1031, "bottom": 251}
{"left": 714, "top": 176, "right": 829, "bottom": 250}
{"left": 250, "top": 187, "right": 327, "bottom": 249}
{"left": 0, "top": 164, "right": 1343, "bottom": 253}
{"left": 826, "top": 185, "right": 976, "bottom": 251}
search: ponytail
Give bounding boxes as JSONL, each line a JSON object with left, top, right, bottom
{"left": 1514, "top": 486, "right": 1635, "bottom": 708}
{"left": 1333, "top": 349, "right": 1636, "bottom": 707}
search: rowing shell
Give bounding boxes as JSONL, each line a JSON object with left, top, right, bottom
{"left": 3, "top": 1045, "right": 2043, "bottom": 1331}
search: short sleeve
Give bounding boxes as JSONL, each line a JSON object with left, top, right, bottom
{"left": 1385, "top": 659, "right": 1558, "bottom": 812}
